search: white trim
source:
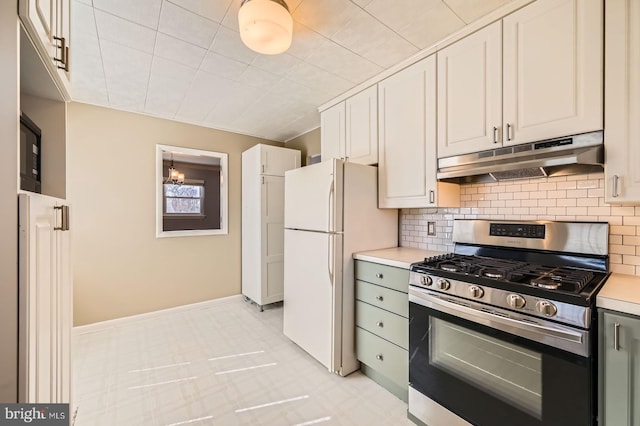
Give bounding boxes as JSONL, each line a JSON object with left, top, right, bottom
{"left": 73, "top": 295, "right": 242, "bottom": 335}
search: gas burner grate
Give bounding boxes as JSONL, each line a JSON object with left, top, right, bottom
{"left": 416, "top": 254, "right": 600, "bottom": 294}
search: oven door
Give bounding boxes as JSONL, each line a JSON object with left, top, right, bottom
{"left": 409, "top": 287, "right": 595, "bottom": 426}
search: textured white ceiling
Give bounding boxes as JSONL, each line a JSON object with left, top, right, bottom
{"left": 71, "top": 0, "right": 514, "bottom": 142}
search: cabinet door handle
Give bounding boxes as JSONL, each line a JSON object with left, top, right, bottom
{"left": 493, "top": 126, "right": 498, "bottom": 144}
{"left": 506, "top": 123, "right": 512, "bottom": 141}
{"left": 54, "top": 205, "right": 70, "bottom": 231}
{"left": 376, "top": 321, "right": 384, "bottom": 328}
{"left": 376, "top": 295, "right": 384, "bottom": 301}
{"left": 429, "top": 190, "right": 435, "bottom": 204}
{"left": 376, "top": 354, "right": 384, "bottom": 361}
{"left": 614, "top": 322, "right": 620, "bottom": 351}
{"left": 612, "top": 175, "right": 620, "bottom": 198}
{"left": 375, "top": 273, "right": 383, "bottom": 279}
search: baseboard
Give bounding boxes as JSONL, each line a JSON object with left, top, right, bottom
{"left": 73, "top": 294, "right": 242, "bottom": 335}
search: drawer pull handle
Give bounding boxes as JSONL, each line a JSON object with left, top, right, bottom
{"left": 614, "top": 322, "right": 620, "bottom": 351}
{"left": 376, "top": 354, "right": 384, "bottom": 361}
{"left": 376, "top": 321, "right": 384, "bottom": 328}
{"left": 375, "top": 273, "right": 383, "bottom": 279}
{"left": 376, "top": 295, "right": 384, "bottom": 301}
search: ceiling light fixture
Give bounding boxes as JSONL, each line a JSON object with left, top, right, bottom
{"left": 238, "top": 0, "right": 293, "bottom": 55}
{"left": 166, "top": 156, "right": 185, "bottom": 185}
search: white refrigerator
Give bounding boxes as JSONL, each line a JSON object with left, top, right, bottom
{"left": 283, "top": 159, "right": 398, "bottom": 376}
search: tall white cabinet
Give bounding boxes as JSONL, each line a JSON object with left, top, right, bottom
{"left": 242, "top": 145, "right": 301, "bottom": 310}
{"left": 605, "top": 0, "right": 640, "bottom": 203}
{"left": 18, "top": 193, "right": 71, "bottom": 404}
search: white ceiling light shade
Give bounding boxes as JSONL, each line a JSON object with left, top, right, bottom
{"left": 238, "top": 0, "right": 293, "bottom": 55}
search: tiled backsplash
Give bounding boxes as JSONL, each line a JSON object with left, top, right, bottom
{"left": 399, "top": 172, "right": 640, "bottom": 276}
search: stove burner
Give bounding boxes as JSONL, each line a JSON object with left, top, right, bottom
{"left": 440, "top": 264, "right": 459, "bottom": 272}
{"left": 482, "top": 269, "right": 504, "bottom": 279}
{"left": 529, "top": 268, "right": 595, "bottom": 292}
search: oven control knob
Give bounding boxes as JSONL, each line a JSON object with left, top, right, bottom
{"left": 420, "top": 275, "right": 433, "bottom": 287}
{"left": 507, "top": 294, "right": 526, "bottom": 309}
{"left": 468, "top": 285, "right": 484, "bottom": 299}
{"left": 536, "top": 300, "right": 558, "bottom": 317}
{"left": 437, "top": 279, "right": 451, "bottom": 291}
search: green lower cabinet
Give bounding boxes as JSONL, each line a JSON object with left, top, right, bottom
{"left": 599, "top": 309, "right": 640, "bottom": 425}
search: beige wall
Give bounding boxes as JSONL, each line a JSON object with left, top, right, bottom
{"left": 67, "top": 103, "right": 281, "bottom": 325}
{"left": 286, "top": 127, "right": 320, "bottom": 166}
{"left": 0, "top": 5, "right": 19, "bottom": 402}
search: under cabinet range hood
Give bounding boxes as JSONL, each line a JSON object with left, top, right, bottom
{"left": 437, "top": 131, "right": 604, "bottom": 183}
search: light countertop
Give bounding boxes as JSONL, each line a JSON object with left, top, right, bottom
{"left": 597, "top": 273, "right": 640, "bottom": 317}
{"left": 353, "top": 247, "right": 445, "bottom": 269}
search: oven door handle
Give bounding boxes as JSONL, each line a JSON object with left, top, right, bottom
{"left": 409, "top": 288, "right": 589, "bottom": 357}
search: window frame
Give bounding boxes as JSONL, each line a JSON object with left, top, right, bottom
{"left": 162, "top": 181, "right": 206, "bottom": 219}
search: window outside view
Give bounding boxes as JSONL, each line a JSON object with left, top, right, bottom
{"left": 164, "top": 184, "right": 204, "bottom": 215}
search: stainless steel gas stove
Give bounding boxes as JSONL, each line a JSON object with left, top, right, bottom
{"left": 407, "top": 220, "right": 609, "bottom": 426}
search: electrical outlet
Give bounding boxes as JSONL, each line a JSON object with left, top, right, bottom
{"left": 427, "top": 222, "right": 436, "bottom": 236}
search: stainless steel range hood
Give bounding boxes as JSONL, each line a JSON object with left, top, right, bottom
{"left": 437, "top": 131, "right": 604, "bottom": 183}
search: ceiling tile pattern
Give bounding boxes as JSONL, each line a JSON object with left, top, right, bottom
{"left": 71, "top": 0, "right": 518, "bottom": 141}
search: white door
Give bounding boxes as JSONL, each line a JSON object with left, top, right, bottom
{"left": 262, "top": 175, "right": 285, "bottom": 304}
{"left": 346, "top": 86, "right": 378, "bottom": 165}
{"left": 437, "top": 21, "right": 502, "bottom": 157}
{"left": 503, "top": 0, "right": 603, "bottom": 146}
{"left": 321, "top": 102, "right": 346, "bottom": 161}
{"left": 261, "top": 145, "right": 300, "bottom": 176}
{"left": 284, "top": 159, "right": 343, "bottom": 233}
{"left": 18, "top": 193, "right": 71, "bottom": 404}
{"left": 283, "top": 229, "right": 342, "bottom": 372}
{"left": 20, "top": 0, "right": 57, "bottom": 59}
{"left": 378, "top": 56, "right": 433, "bottom": 208}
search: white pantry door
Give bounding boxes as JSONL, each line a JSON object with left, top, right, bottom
{"left": 18, "top": 193, "right": 71, "bottom": 404}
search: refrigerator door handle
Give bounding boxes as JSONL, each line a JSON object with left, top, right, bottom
{"left": 328, "top": 180, "right": 335, "bottom": 232}
{"left": 328, "top": 234, "right": 334, "bottom": 285}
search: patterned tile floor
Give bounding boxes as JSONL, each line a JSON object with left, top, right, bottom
{"left": 73, "top": 297, "right": 413, "bottom": 426}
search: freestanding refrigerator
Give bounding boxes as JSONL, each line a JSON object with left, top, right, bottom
{"left": 283, "top": 159, "right": 398, "bottom": 376}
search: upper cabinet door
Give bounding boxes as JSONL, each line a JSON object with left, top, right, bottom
{"left": 378, "top": 56, "right": 434, "bottom": 208}
{"left": 320, "top": 102, "right": 346, "bottom": 162}
{"left": 19, "top": 0, "right": 72, "bottom": 98}
{"left": 502, "top": 0, "right": 603, "bottom": 147}
{"left": 437, "top": 22, "right": 502, "bottom": 158}
{"left": 260, "top": 145, "right": 301, "bottom": 176}
{"left": 346, "top": 86, "right": 378, "bottom": 165}
{"left": 605, "top": 0, "right": 640, "bottom": 203}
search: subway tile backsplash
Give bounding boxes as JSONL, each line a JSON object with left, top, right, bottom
{"left": 399, "top": 172, "right": 640, "bottom": 276}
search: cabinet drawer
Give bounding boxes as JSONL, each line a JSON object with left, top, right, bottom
{"left": 356, "top": 300, "right": 408, "bottom": 349}
{"left": 356, "top": 280, "right": 408, "bottom": 317}
{"left": 356, "top": 327, "right": 408, "bottom": 388}
{"left": 355, "top": 261, "right": 409, "bottom": 293}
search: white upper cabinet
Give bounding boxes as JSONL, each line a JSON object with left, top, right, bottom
{"left": 437, "top": 0, "right": 603, "bottom": 158}
{"left": 321, "top": 86, "right": 378, "bottom": 165}
{"left": 19, "top": 0, "right": 72, "bottom": 99}
{"left": 502, "top": 0, "right": 603, "bottom": 147}
{"left": 260, "top": 144, "right": 301, "bottom": 176}
{"left": 605, "top": 0, "right": 640, "bottom": 203}
{"left": 437, "top": 22, "right": 502, "bottom": 158}
{"left": 378, "top": 56, "right": 460, "bottom": 209}
{"left": 321, "top": 102, "right": 345, "bottom": 162}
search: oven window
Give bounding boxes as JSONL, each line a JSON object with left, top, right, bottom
{"left": 430, "top": 317, "right": 542, "bottom": 419}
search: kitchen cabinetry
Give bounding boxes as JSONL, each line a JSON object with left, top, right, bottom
{"left": 19, "top": 0, "right": 71, "bottom": 99}
{"left": 604, "top": 0, "right": 640, "bottom": 203}
{"left": 18, "top": 193, "right": 71, "bottom": 404}
{"left": 599, "top": 309, "right": 640, "bottom": 425}
{"left": 320, "top": 85, "right": 378, "bottom": 165}
{"left": 378, "top": 55, "right": 460, "bottom": 208}
{"left": 355, "top": 260, "right": 409, "bottom": 402}
{"left": 242, "top": 144, "right": 300, "bottom": 309}
{"left": 437, "top": 0, "right": 603, "bottom": 158}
